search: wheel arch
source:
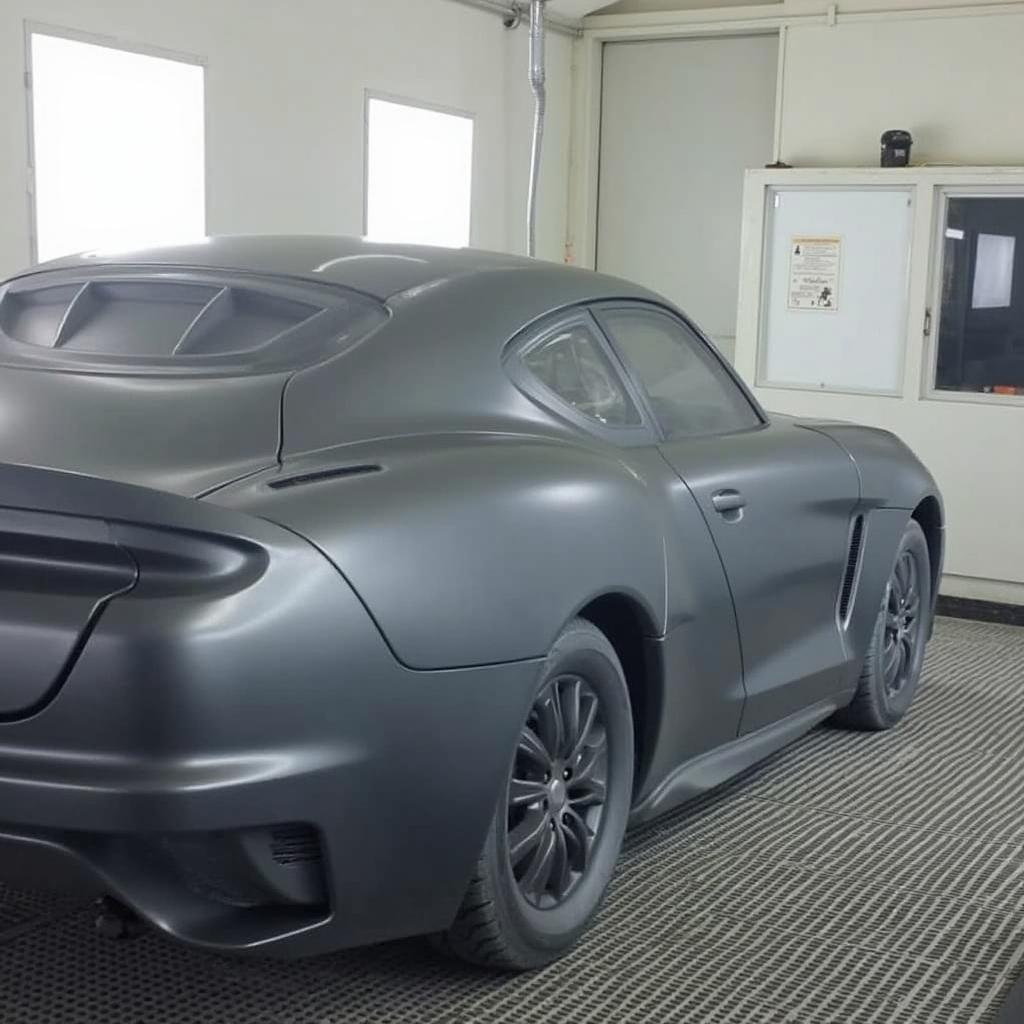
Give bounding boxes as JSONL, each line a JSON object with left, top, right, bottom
{"left": 911, "top": 494, "right": 944, "bottom": 611}
{"left": 576, "top": 592, "right": 662, "bottom": 798}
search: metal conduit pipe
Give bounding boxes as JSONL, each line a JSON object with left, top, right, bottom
{"left": 446, "top": 0, "right": 580, "bottom": 36}
{"left": 527, "top": 0, "right": 547, "bottom": 258}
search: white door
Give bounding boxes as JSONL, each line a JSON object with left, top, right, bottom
{"left": 597, "top": 34, "right": 778, "bottom": 363}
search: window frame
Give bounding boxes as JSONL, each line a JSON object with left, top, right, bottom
{"left": 923, "top": 186, "right": 1024, "bottom": 408}
{"left": 362, "top": 89, "right": 476, "bottom": 248}
{"left": 590, "top": 300, "right": 769, "bottom": 442}
{"left": 504, "top": 308, "right": 658, "bottom": 446}
{"left": 24, "top": 22, "right": 208, "bottom": 266}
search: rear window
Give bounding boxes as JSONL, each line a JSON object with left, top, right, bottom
{"left": 0, "top": 269, "right": 386, "bottom": 374}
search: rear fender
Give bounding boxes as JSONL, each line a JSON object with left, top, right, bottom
{"left": 210, "top": 433, "right": 669, "bottom": 669}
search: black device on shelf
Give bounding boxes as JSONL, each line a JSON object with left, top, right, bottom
{"left": 881, "top": 130, "right": 913, "bottom": 167}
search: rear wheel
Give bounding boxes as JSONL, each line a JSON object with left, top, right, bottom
{"left": 834, "top": 519, "right": 932, "bottom": 731}
{"left": 437, "top": 618, "right": 633, "bottom": 970}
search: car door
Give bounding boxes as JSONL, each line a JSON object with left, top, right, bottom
{"left": 594, "top": 303, "right": 860, "bottom": 734}
{"left": 506, "top": 310, "right": 747, "bottom": 767}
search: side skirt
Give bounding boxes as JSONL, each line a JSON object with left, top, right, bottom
{"left": 628, "top": 693, "right": 853, "bottom": 828}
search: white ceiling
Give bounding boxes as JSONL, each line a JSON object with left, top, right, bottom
{"left": 545, "top": 0, "right": 612, "bottom": 17}
{"left": 549, "top": 0, "right": 781, "bottom": 15}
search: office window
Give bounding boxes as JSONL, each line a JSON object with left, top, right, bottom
{"left": 935, "top": 196, "right": 1024, "bottom": 396}
{"left": 29, "top": 31, "right": 205, "bottom": 263}
{"left": 365, "top": 97, "right": 473, "bottom": 248}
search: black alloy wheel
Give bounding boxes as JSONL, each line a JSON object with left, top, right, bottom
{"left": 883, "top": 547, "right": 924, "bottom": 697}
{"left": 507, "top": 675, "right": 608, "bottom": 909}
{"left": 833, "top": 519, "right": 932, "bottom": 732}
{"left": 438, "top": 618, "right": 633, "bottom": 970}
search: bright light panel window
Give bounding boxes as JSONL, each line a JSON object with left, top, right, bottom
{"left": 366, "top": 97, "right": 473, "bottom": 248}
{"left": 972, "top": 233, "right": 1015, "bottom": 309}
{"left": 30, "top": 32, "right": 205, "bottom": 263}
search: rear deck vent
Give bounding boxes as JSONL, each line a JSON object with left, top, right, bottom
{"left": 269, "top": 825, "right": 322, "bottom": 866}
{"left": 268, "top": 464, "right": 382, "bottom": 490}
{"left": 838, "top": 514, "right": 865, "bottom": 627}
{"left": 0, "top": 269, "right": 388, "bottom": 372}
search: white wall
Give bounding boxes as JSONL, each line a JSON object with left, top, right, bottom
{"left": 0, "top": 0, "right": 573, "bottom": 279}
{"left": 779, "top": 11, "right": 1024, "bottom": 168}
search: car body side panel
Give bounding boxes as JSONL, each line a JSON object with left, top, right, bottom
{"left": 620, "top": 449, "right": 747, "bottom": 800}
{"left": 212, "top": 433, "right": 669, "bottom": 669}
{"left": 658, "top": 420, "right": 861, "bottom": 735}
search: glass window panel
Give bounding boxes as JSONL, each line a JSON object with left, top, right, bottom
{"left": 366, "top": 98, "right": 473, "bottom": 248}
{"left": 30, "top": 33, "right": 205, "bottom": 263}
{"left": 522, "top": 322, "right": 640, "bottom": 427}
{"left": 972, "top": 234, "right": 1015, "bottom": 309}
{"left": 601, "top": 308, "right": 760, "bottom": 438}
{"left": 936, "top": 197, "right": 1024, "bottom": 396}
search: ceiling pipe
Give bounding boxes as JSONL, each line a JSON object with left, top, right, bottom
{"left": 446, "top": 0, "right": 581, "bottom": 37}
{"left": 526, "top": 0, "right": 548, "bottom": 258}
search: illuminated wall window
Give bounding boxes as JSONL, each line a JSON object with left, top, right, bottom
{"left": 29, "top": 31, "right": 206, "bottom": 263}
{"left": 365, "top": 96, "right": 474, "bottom": 248}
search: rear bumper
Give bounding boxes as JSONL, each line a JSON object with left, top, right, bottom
{"left": 0, "top": 641, "right": 531, "bottom": 957}
{"left": 0, "top": 479, "right": 540, "bottom": 956}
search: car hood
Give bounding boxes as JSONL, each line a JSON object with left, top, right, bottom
{"left": 0, "top": 366, "right": 284, "bottom": 497}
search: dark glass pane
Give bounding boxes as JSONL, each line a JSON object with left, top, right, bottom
{"left": 936, "top": 197, "right": 1024, "bottom": 396}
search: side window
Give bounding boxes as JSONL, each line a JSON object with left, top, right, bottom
{"left": 520, "top": 321, "right": 641, "bottom": 427}
{"left": 599, "top": 308, "right": 761, "bottom": 439}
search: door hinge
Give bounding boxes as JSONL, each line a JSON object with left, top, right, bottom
{"left": 24, "top": 70, "right": 31, "bottom": 90}
{"left": 923, "top": 309, "right": 932, "bottom": 337}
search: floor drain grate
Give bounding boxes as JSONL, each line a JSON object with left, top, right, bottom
{"left": 2, "top": 617, "right": 1024, "bottom": 1023}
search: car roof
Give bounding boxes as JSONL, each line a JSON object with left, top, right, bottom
{"left": 24, "top": 235, "right": 653, "bottom": 304}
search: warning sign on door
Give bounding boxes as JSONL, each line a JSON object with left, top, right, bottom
{"left": 788, "top": 236, "right": 841, "bottom": 312}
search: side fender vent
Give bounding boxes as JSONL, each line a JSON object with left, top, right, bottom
{"left": 838, "top": 514, "right": 865, "bottom": 628}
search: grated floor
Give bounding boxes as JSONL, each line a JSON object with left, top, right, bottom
{"left": 2, "top": 617, "right": 1024, "bottom": 1023}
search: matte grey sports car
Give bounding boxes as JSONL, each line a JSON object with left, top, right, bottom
{"left": 0, "top": 237, "right": 942, "bottom": 969}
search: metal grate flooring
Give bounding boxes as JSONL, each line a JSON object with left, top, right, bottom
{"left": 2, "top": 616, "right": 1024, "bottom": 1023}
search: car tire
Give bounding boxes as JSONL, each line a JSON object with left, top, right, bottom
{"left": 833, "top": 519, "right": 932, "bottom": 731}
{"left": 435, "top": 617, "right": 634, "bottom": 971}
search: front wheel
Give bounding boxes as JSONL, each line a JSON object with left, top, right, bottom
{"left": 834, "top": 519, "right": 932, "bottom": 731}
{"left": 437, "top": 618, "right": 634, "bottom": 970}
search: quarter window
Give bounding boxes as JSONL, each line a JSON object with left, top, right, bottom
{"left": 521, "top": 322, "right": 640, "bottom": 427}
{"left": 600, "top": 308, "right": 761, "bottom": 438}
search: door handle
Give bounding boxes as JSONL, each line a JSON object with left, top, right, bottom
{"left": 711, "top": 489, "right": 747, "bottom": 515}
